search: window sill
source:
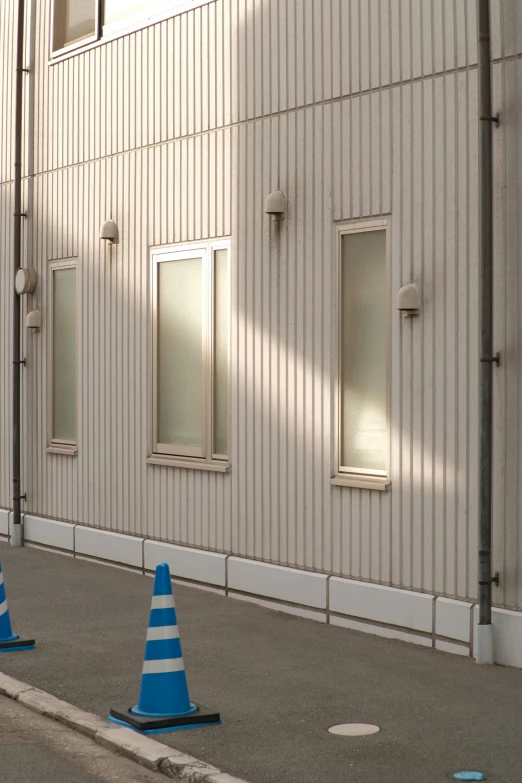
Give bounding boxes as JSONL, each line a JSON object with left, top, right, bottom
{"left": 331, "top": 475, "right": 391, "bottom": 491}
{"left": 46, "top": 445, "right": 78, "bottom": 456}
{"left": 147, "top": 456, "right": 230, "bottom": 473}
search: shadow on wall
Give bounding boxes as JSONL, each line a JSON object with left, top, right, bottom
{"left": 15, "top": 0, "right": 486, "bottom": 608}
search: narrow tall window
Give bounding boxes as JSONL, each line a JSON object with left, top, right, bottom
{"left": 213, "top": 248, "right": 229, "bottom": 458}
{"left": 152, "top": 242, "right": 229, "bottom": 466}
{"left": 50, "top": 262, "right": 77, "bottom": 447}
{"left": 338, "top": 224, "right": 388, "bottom": 478}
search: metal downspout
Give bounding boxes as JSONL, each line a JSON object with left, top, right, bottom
{"left": 476, "top": 0, "right": 497, "bottom": 663}
{"left": 12, "top": 0, "right": 26, "bottom": 547}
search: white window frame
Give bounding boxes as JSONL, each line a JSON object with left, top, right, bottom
{"left": 149, "top": 240, "right": 231, "bottom": 471}
{"left": 50, "top": 0, "right": 101, "bottom": 57}
{"left": 50, "top": 0, "right": 215, "bottom": 60}
{"left": 47, "top": 258, "right": 78, "bottom": 456}
{"left": 333, "top": 219, "right": 391, "bottom": 491}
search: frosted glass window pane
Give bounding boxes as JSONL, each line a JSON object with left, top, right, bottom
{"left": 341, "top": 231, "right": 387, "bottom": 473}
{"left": 157, "top": 259, "right": 203, "bottom": 451}
{"left": 54, "top": 0, "right": 96, "bottom": 50}
{"left": 213, "top": 249, "right": 229, "bottom": 456}
{"left": 104, "top": 0, "right": 178, "bottom": 27}
{"left": 53, "top": 268, "right": 77, "bottom": 442}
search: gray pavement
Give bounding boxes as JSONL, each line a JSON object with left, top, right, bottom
{"left": 0, "top": 693, "right": 166, "bottom": 782}
{"left": 0, "top": 542, "right": 520, "bottom": 783}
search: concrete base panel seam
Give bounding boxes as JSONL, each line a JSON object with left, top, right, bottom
{"left": 12, "top": 514, "right": 519, "bottom": 666}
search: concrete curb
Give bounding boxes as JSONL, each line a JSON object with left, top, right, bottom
{"left": 0, "top": 672, "right": 248, "bottom": 783}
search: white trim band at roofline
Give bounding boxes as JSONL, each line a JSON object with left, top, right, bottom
{"left": 146, "top": 625, "right": 180, "bottom": 641}
{"left": 142, "top": 658, "right": 185, "bottom": 675}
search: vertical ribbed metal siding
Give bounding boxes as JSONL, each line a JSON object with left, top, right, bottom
{"left": 3, "top": 0, "right": 510, "bottom": 606}
{"left": 0, "top": 183, "right": 13, "bottom": 511}
{"left": 34, "top": 0, "right": 479, "bottom": 171}
{"left": 328, "top": 70, "right": 479, "bottom": 600}
{"left": 0, "top": 0, "right": 16, "bottom": 185}
{"left": 0, "top": 0, "right": 16, "bottom": 510}
{"left": 491, "top": 0, "right": 522, "bottom": 610}
{"left": 27, "top": 133, "right": 233, "bottom": 538}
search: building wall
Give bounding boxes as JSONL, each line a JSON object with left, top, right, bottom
{"left": 491, "top": 0, "right": 522, "bottom": 610}
{"left": 0, "top": 0, "right": 17, "bottom": 513}
{"left": 0, "top": 1, "right": 520, "bottom": 608}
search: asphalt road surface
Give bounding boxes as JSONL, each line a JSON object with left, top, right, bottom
{"left": 1, "top": 543, "right": 522, "bottom": 783}
{"left": 0, "top": 694, "right": 165, "bottom": 783}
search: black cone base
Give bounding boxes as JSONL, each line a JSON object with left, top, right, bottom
{"left": 109, "top": 703, "right": 220, "bottom": 732}
{"left": 0, "top": 636, "right": 35, "bottom": 651}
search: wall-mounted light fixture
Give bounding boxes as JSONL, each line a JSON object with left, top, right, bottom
{"left": 396, "top": 283, "right": 421, "bottom": 318}
{"left": 15, "top": 267, "right": 37, "bottom": 295}
{"left": 265, "top": 190, "right": 285, "bottom": 219}
{"left": 100, "top": 219, "right": 118, "bottom": 244}
{"left": 26, "top": 310, "right": 41, "bottom": 331}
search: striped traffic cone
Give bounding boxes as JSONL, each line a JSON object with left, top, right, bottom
{"left": 0, "top": 561, "right": 35, "bottom": 652}
{"left": 109, "top": 563, "right": 220, "bottom": 734}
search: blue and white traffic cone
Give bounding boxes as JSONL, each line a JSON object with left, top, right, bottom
{"left": 109, "top": 562, "right": 221, "bottom": 734}
{"left": 0, "top": 561, "right": 35, "bottom": 653}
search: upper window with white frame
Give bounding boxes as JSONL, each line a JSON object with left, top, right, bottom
{"left": 337, "top": 221, "right": 389, "bottom": 483}
{"left": 52, "top": 0, "right": 98, "bottom": 52}
{"left": 51, "top": 0, "right": 214, "bottom": 56}
{"left": 151, "top": 241, "right": 230, "bottom": 467}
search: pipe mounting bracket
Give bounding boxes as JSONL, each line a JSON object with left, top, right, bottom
{"left": 479, "top": 113, "right": 500, "bottom": 125}
{"left": 478, "top": 572, "right": 500, "bottom": 587}
{"left": 480, "top": 352, "right": 500, "bottom": 367}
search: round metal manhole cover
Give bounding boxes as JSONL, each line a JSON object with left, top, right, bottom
{"left": 328, "top": 723, "right": 380, "bottom": 737}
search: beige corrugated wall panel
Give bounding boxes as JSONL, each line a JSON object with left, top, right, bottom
{"left": 27, "top": 83, "right": 481, "bottom": 601}
{"left": 491, "top": 0, "right": 522, "bottom": 612}
{"left": 0, "top": 0, "right": 16, "bottom": 510}
{"left": 0, "top": 0, "right": 16, "bottom": 185}
{"left": 2, "top": 0, "right": 501, "bottom": 606}
{"left": 230, "top": 81, "right": 478, "bottom": 593}
{"left": 28, "top": 130, "right": 232, "bottom": 537}
{"left": 32, "top": 0, "right": 480, "bottom": 175}
{"left": 491, "top": 0, "right": 522, "bottom": 60}
{"left": 0, "top": 183, "right": 13, "bottom": 509}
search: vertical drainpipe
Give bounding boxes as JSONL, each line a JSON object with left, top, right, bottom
{"left": 12, "top": 0, "right": 26, "bottom": 547}
{"left": 476, "top": 0, "right": 498, "bottom": 663}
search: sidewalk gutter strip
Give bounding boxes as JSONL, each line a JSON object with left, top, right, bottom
{"left": 0, "top": 672, "right": 249, "bottom": 783}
